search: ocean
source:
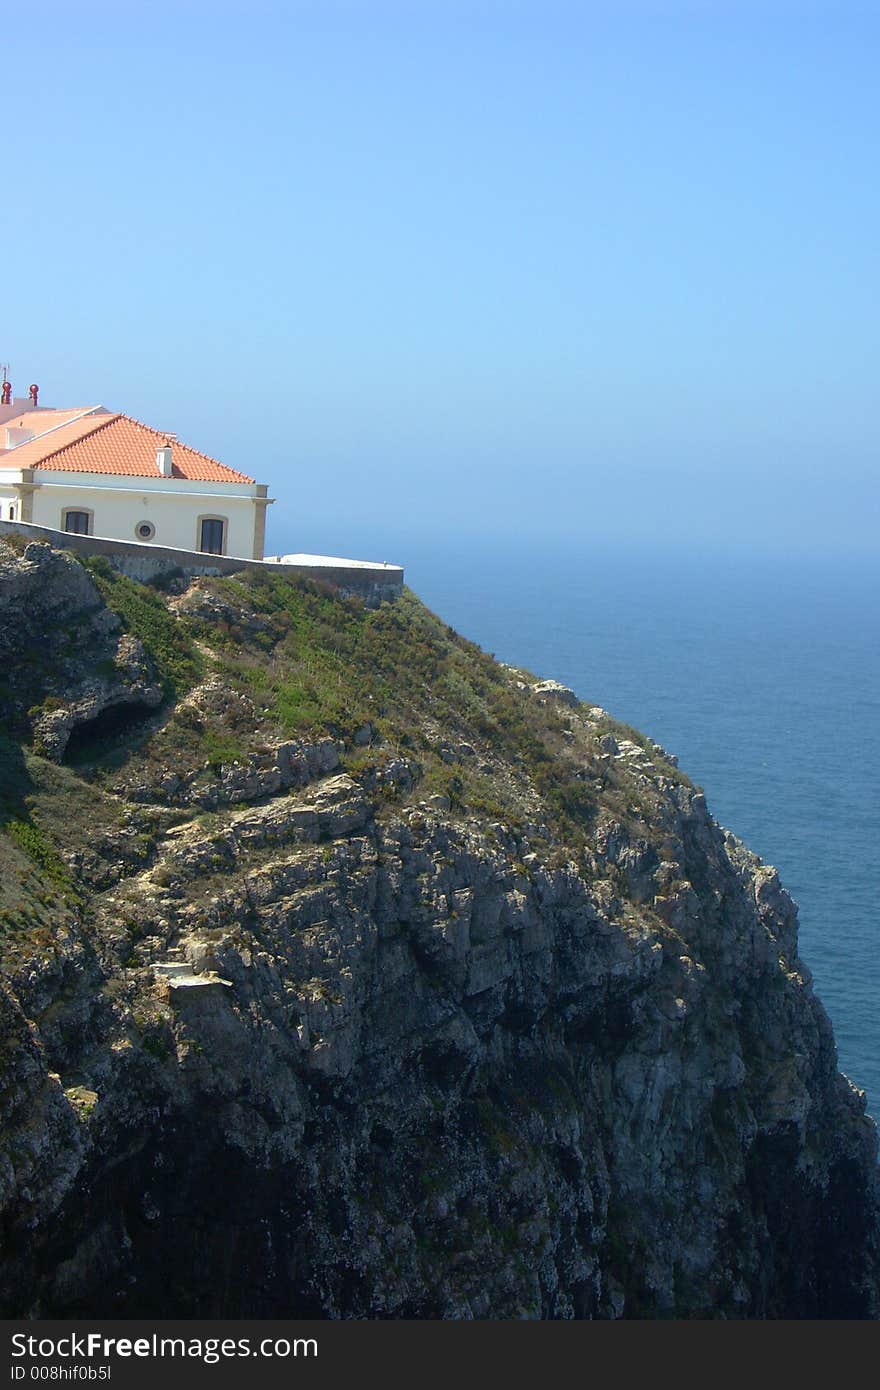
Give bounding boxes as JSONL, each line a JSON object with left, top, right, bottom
{"left": 379, "top": 536, "right": 879, "bottom": 1122}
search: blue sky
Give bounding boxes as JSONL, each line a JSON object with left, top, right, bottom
{"left": 4, "top": 1, "right": 879, "bottom": 558}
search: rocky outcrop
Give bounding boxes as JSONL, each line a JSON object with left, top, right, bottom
{"left": 120, "top": 721, "right": 343, "bottom": 809}
{"left": 529, "top": 679, "right": 580, "bottom": 708}
{"left": 31, "top": 632, "right": 162, "bottom": 761}
{"left": 0, "top": 542, "right": 162, "bottom": 758}
{"left": 0, "top": 544, "right": 877, "bottom": 1319}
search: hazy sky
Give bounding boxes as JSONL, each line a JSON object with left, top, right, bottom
{"left": 4, "top": 1, "right": 879, "bottom": 558}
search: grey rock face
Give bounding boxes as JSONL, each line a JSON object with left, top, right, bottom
{"left": 122, "top": 730, "right": 342, "bottom": 809}
{"left": 32, "top": 632, "right": 163, "bottom": 760}
{"left": 0, "top": 765, "right": 877, "bottom": 1319}
{"left": 0, "top": 542, "right": 877, "bottom": 1320}
{"left": 0, "top": 543, "right": 163, "bottom": 759}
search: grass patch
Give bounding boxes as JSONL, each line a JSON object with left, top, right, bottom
{"left": 200, "top": 729, "right": 248, "bottom": 772}
{"left": 5, "top": 818, "right": 72, "bottom": 888}
{"left": 81, "top": 557, "right": 204, "bottom": 697}
{"left": 177, "top": 573, "right": 638, "bottom": 842}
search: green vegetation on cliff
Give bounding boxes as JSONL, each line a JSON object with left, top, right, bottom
{"left": 0, "top": 543, "right": 689, "bottom": 958}
{"left": 81, "top": 557, "right": 204, "bottom": 697}
{"left": 77, "top": 563, "right": 689, "bottom": 848}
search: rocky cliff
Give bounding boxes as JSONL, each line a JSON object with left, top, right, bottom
{"left": 0, "top": 537, "right": 877, "bottom": 1318}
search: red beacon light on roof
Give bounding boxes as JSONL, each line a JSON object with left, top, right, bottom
{"left": 1, "top": 380, "right": 11, "bottom": 406}
{"left": 29, "top": 383, "right": 39, "bottom": 407}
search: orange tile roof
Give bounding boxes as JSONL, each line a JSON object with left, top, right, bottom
{"left": 0, "top": 412, "right": 255, "bottom": 484}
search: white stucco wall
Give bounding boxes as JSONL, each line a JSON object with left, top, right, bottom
{"left": 28, "top": 476, "right": 261, "bottom": 558}
{"left": 0, "top": 488, "right": 19, "bottom": 521}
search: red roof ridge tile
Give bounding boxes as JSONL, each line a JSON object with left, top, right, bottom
{"left": 108, "top": 413, "right": 255, "bottom": 482}
{"left": 113, "top": 412, "right": 219, "bottom": 457}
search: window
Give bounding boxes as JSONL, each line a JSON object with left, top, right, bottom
{"left": 63, "top": 510, "right": 91, "bottom": 535}
{"left": 198, "top": 517, "right": 226, "bottom": 555}
{"left": 7, "top": 504, "right": 14, "bottom": 520}
{"left": 135, "top": 520, "right": 156, "bottom": 541}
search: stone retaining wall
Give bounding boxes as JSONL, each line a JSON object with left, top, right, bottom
{"left": 0, "top": 519, "right": 404, "bottom": 602}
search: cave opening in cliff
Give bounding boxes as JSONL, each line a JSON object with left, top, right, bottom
{"left": 62, "top": 701, "right": 160, "bottom": 766}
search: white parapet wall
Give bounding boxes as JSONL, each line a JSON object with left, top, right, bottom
{"left": 265, "top": 553, "right": 401, "bottom": 569}
{"left": 0, "top": 520, "right": 404, "bottom": 604}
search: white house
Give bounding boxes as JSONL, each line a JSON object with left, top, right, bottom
{"left": 0, "top": 391, "right": 273, "bottom": 559}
